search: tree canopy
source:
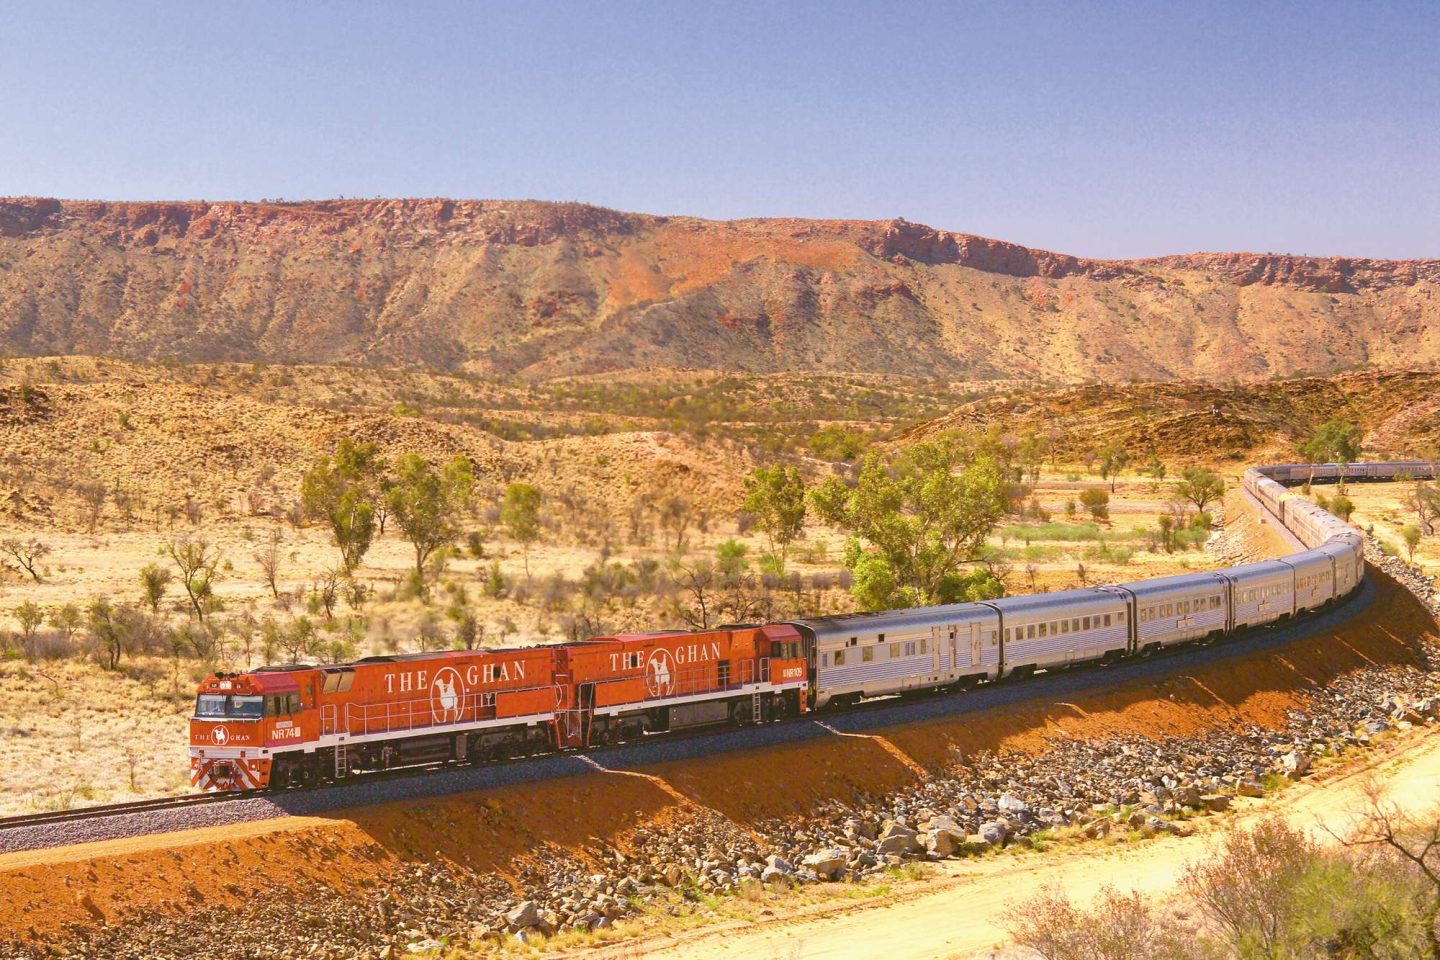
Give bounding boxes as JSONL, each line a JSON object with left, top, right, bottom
{"left": 810, "top": 436, "right": 1007, "bottom": 611}
{"left": 1176, "top": 467, "right": 1225, "bottom": 515}
{"left": 1300, "top": 419, "right": 1362, "bottom": 467}
{"left": 500, "top": 482, "right": 543, "bottom": 576}
{"left": 300, "top": 439, "right": 384, "bottom": 573}
{"left": 741, "top": 465, "right": 807, "bottom": 568}
{"left": 386, "top": 454, "right": 476, "bottom": 582}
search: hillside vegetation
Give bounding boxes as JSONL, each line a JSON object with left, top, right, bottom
{"left": 3, "top": 198, "right": 1439, "bottom": 380}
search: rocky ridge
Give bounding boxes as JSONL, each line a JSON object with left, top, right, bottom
{"left": 4, "top": 197, "right": 1440, "bottom": 380}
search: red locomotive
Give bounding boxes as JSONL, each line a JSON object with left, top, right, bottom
{"left": 190, "top": 624, "right": 808, "bottom": 791}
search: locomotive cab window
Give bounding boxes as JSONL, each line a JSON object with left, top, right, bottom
{"left": 197, "top": 694, "right": 263, "bottom": 719}
{"left": 196, "top": 694, "right": 228, "bottom": 718}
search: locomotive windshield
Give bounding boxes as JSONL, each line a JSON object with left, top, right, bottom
{"left": 194, "top": 694, "right": 265, "bottom": 719}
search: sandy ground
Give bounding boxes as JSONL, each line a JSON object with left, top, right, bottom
{"left": 589, "top": 726, "right": 1440, "bottom": 960}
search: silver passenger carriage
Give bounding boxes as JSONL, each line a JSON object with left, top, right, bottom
{"left": 795, "top": 604, "right": 1000, "bottom": 709}
{"left": 1285, "top": 548, "right": 1336, "bottom": 613}
{"left": 1108, "top": 573, "right": 1228, "bottom": 650}
{"left": 979, "top": 588, "right": 1129, "bottom": 676}
{"left": 1222, "top": 559, "right": 1295, "bottom": 628}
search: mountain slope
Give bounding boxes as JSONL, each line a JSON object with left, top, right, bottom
{"left": 2, "top": 197, "right": 1438, "bottom": 380}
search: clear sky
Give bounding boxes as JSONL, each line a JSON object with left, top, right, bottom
{"left": 2, "top": 1, "right": 1436, "bottom": 259}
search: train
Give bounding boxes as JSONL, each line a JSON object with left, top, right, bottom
{"left": 188, "top": 460, "right": 1418, "bottom": 792}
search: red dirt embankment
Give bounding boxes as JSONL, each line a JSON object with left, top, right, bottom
{"left": 1, "top": 569, "right": 1431, "bottom": 952}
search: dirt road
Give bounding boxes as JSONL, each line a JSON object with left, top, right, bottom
{"left": 598, "top": 727, "right": 1440, "bottom": 960}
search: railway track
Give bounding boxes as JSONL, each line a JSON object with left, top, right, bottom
{"left": 0, "top": 578, "right": 1370, "bottom": 844}
{"left": 0, "top": 788, "right": 262, "bottom": 831}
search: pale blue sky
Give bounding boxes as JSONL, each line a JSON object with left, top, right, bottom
{"left": 1, "top": 1, "right": 1436, "bottom": 258}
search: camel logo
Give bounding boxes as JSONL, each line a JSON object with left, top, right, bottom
{"left": 212, "top": 724, "right": 230, "bottom": 746}
{"left": 430, "top": 666, "right": 465, "bottom": 724}
{"left": 646, "top": 649, "right": 676, "bottom": 698}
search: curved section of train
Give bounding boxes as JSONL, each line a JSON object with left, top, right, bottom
{"left": 188, "top": 461, "right": 1424, "bottom": 792}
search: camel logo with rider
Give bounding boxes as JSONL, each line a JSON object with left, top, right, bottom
{"left": 430, "top": 666, "right": 465, "bottom": 724}
{"left": 646, "top": 649, "right": 676, "bottom": 698}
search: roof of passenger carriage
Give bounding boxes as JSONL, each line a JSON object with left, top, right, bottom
{"left": 1113, "top": 571, "right": 1228, "bottom": 599}
{"left": 978, "top": 586, "right": 1123, "bottom": 615}
{"left": 790, "top": 602, "right": 993, "bottom": 637}
{"left": 1219, "top": 558, "right": 1296, "bottom": 582}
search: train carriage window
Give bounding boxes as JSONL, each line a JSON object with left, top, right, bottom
{"left": 834, "top": 650, "right": 846, "bottom": 666}
{"left": 920, "top": 638, "right": 928, "bottom": 655}
{"left": 988, "top": 630, "right": 998, "bottom": 647}
{"left": 322, "top": 672, "right": 340, "bottom": 694}
{"left": 862, "top": 647, "right": 874, "bottom": 663}
{"left": 1103, "top": 614, "right": 1112, "bottom": 627}
{"left": 1027, "top": 625, "right": 1037, "bottom": 640}
{"left": 286, "top": 693, "right": 301, "bottom": 713}
{"left": 1117, "top": 610, "right": 1126, "bottom": 623}
{"left": 890, "top": 642, "right": 901, "bottom": 658}
{"left": 905, "top": 641, "right": 917, "bottom": 656}
{"left": 1038, "top": 623, "right": 1047, "bottom": 638}
{"left": 1082, "top": 616, "right": 1091, "bottom": 630}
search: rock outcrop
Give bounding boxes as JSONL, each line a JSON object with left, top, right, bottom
{"left": 3, "top": 197, "right": 1439, "bottom": 381}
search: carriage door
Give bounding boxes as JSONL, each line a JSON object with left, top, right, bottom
{"left": 970, "top": 622, "right": 982, "bottom": 667}
{"left": 931, "top": 626, "right": 942, "bottom": 678}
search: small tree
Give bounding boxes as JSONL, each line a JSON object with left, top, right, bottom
{"left": 1176, "top": 467, "right": 1225, "bottom": 515}
{"left": 1330, "top": 494, "right": 1355, "bottom": 522}
{"left": 1412, "top": 480, "right": 1440, "bottom": 536}
{"left": 500, "top": 482, "right": 542, "bottom": 578}
{"left": 810, "top": 436, "right": 1007, "bottom": 610}
{"left": 86, "top": 598, "right": 127, "bottom": 670}
{"left": 1099, "top": 445, "right": 1130, "bottom": 493}
{"left": 48, "top": 603, "right": 82, "bottom": 645}
{"left": 671, "top": 558, "right": 717, "bottom": 629}
{"left": 164, "top": 536, "right": 222, "bottom": 625}
{"left": 1181, "top": 817, "right": 1317, "bottom": 958}
{"left": 1334, "top": 782, "right": 1440, "bottom": 959}
{"left": 77, "top": 481, "right": 107, "bottom": 533}
{"left": 253, "top": 527, "right": 284, "bottom": 599}
{"left": 14, "top": 601, "right": 44, "bottom": 660}
{"left": 1404, "top": 524, "right": 1422, "bottom": 561}
{"left": 139, "top": 563, "right": 172, "bottom": 614}
{"left": 658, "top": 493, "right": 694, "bottom": 552}
{"left": 1079, "top": 487, "right": 1110, "bottom": 521}
{"left": 1004, "top": 883, "right": 1191, "bottom": 960}
{"left": 1158, "top": 514, "right": 1175, "bottom": 552}
{"left": 1300, "top": 419, "right": 1362, "bottom": 489}
{"left": 741, "top": 466, "right": 807, "bottom": 569}
{"left": 300, "top": 439, "right": 382, "bottom": 574}
{"left": 1, "top": 537, "right": 50, "bottom": 582}
{"left": 386, "top": 454, "right": 476, "bottom": 586}
{"left": 311, "top": 569, "right": 341, "bottom": 620}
